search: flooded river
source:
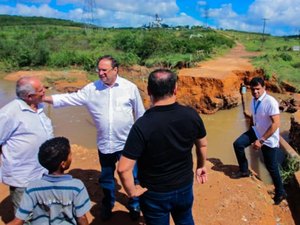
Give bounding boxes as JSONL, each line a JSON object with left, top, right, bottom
{"left": 0, "top": 79, "right": 292, "bottom": 183}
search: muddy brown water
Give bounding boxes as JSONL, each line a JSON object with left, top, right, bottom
{"left": 0, "top": 79, "right": 292, "bottom": 184}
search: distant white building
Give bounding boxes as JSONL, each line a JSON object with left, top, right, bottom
{"left": 292, "top": 46, "right": 300, "bottom": 51}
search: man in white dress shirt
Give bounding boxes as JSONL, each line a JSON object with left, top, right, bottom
{"left": 0, "top": 76, "right": 53, "bottom": 213}
{"left": 43, "top": 55, "right": 145, "bottom": 221}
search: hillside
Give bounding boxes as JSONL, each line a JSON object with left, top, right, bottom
{"left": 0, "top": 15, "right": 84, "bottom": 27}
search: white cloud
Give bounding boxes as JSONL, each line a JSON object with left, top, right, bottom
{"left": 54, "top": 0, "right": 181, "bottom": 27}
{"left": 196, "top": 0, "right": 299, "bottom": 35}
{"left": 15, "top": 3, "right": 64, "bottom": 18}
{"left": 96, "top": 0, "right": 178, "bottom": 17}
{"left": 197, "top": 1, "right": 207, "bottom": 6}
{"left": 0, "top": 5, "right": 15, "bottom": 15}
{"left": 17, "top": 0, "right": 51, "bottom": 4}
{"left": 57, "top": 0, "right": 179, "bottom": 18}
{"left": 57, "top": 0, "right": 82, "bottom": 7}
{"left": 208, "top": 4, "right": 238, "bottom": 19}
{"left": 165, "top": 13, "right": 203, "bottom": 27}
{"left": 248, "top": 0, "right": 300, "bottom": 27}
{"left": 1, "top": 0, "right": 299, "bottom": 35}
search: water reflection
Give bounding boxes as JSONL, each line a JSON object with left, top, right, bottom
{"left": 0, "top": 79, "right": 292, "bottom": 183}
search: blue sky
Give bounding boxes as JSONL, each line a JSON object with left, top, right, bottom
{"left": 0, "top": 0, "right": 299, "bottom": 36}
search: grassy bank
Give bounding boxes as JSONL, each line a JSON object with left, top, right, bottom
{"left": 223, "top": 30, "right": 300, "bottom": 91}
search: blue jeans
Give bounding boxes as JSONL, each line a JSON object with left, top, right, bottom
{"left": 233, "top": 128, "right": 285, "bottom": 196}
{"left": 98, "top": 151, "right": 139, "bottom": 210}
{"left": 140, "top": 183, "right": 194, "bottom": 225}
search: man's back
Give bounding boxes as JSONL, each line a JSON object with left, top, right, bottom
{"left": 123, "top": 102, "right": 206, "bottom": 192}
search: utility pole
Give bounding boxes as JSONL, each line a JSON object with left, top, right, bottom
{"left": 204, "top": 4, "right": 209, "bottom": 28}
{"left": 82, "top": 0, "right": 96, "bottom": 31}
{"left": 261, "top": 18, "right": 269, "bottom": 48}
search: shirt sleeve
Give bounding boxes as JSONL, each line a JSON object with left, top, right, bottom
{"left": 193, "top": 110, "right": 207, "bottom": 139}
{"left": 0, "top": 113, "right": 16, "bottom": 145}
{"left": 52, "top": 85, "right": 89, "bottom": 108}
{"left": 122, "top": 123, "right": 145, "bottom": 160}
{"left": 15, "top": 189, "right": 35, "bottom": 220}
{"left": 74, "top": 181, "right": 91, "bottom": 217}
{"left": 132, "top": 86, "right": 145, "bottom": 121}
{"left": 266, "top": 97, "right": 280, "bottom": 116}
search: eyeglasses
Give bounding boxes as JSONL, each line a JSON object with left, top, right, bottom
{"left": 95, "top": 67, "right": 114, "bottom": 73}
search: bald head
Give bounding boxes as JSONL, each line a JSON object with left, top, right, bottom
{"left": 16, "top": 77, "right": 38, "bottom": 100}
{"left": 16, "top": 77, "right": 45, "bottom": 107}
{"left": 148, "top": 69, "right": 177, "bottom": 100}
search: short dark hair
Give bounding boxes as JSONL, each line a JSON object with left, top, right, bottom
{"left": 38, "top": 137, "right": 70, "bottom": 173}
{"left": 148, "top": 69, "right": 177, "bottom": 99}
{"left": 250, "top": 77, "right": 265, "bottom": 87}
{"left": 97, "top": 55, "right": 119, "bottom": 69}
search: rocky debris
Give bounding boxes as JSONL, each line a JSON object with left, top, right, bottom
{"left": 281, "top": 81, "right": 299, "bottom": 93}
{"left": 291, "top": 93, "right": 300, "bottom": 107}
{"left": 279, "top": 97, "right": 299, "bottom": 113}
{"left": 176, "top": 75, "right": 241, "bottom": 114}
{"left": 289, "top": 111, "right": 300, "bottom": 153}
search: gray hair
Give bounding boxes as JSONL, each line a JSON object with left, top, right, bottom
{"left": 16, "top": 77, "right": 36, "bottom": 100}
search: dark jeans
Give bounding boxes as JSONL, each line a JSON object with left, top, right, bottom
{"left": 10, "top": 186, "right": 32, "bottom": 223}
{"left": 10, "top": 186, "right": 26, "bottom": 213}
{"left": 140, "top": 183, "right": 194, "bottom": 225}
{"left": 233, "top": 128, "right": 285, "bottom": 196}
{"left": 98, "top": 151, "right": 139, "bottom": 210}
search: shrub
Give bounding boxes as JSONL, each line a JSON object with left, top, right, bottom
{"left": 280, "top": 156, "right": 300, "bottom": 184}
{"left": 279, "top": 52, "right": 293, "bottom": 61}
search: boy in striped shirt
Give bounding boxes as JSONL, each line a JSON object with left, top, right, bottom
{"left": 7, "top": 137, "right": 91, "bottom": 225}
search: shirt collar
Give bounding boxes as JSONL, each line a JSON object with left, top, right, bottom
{"left": 17, "top": 98, "right": 44, "bottom": 113}
{"left": 99, "top": 75, "right": 121, "bottom": 88}
{"left": 42, "top": 174, "right": 73, "bottom": 182}
{"left": 146, "top": 102, "right": 178, "bottom": 113}
{"left": 257, "top": 91, "right": 267, "bottom": 102}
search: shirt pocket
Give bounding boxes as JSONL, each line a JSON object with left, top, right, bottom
{"left": 114, "top": 96, "right": 132, "bottom": 114}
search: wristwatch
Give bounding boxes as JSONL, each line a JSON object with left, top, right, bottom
{"left": 259, "top": 139, "right": 265, "bottom": 144}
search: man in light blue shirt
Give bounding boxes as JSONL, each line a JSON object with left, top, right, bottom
{"left": 43, "top": 55, "right": 145, "bottom": 221}
{"left": 0, "top": 76, "right": 54, "bottom": 213}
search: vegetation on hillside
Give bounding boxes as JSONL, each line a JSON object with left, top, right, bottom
{"left": 0, "top": 15, "right": 84, "bottom": 27}
{"left": 223, "top": 30, "right": 300, "bottom": 91}
{"left": 1, "top": 15, "right": 299, "bottom": 91}
{"left": 0, "top": 15, "right": 234, "bottom": 73}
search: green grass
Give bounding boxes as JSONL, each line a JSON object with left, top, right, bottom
{"left": 223, "top": 30, "right": 300, "bottom": 91}
{"left": 0, "top": 16, "right": 234, "bottom": 72}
